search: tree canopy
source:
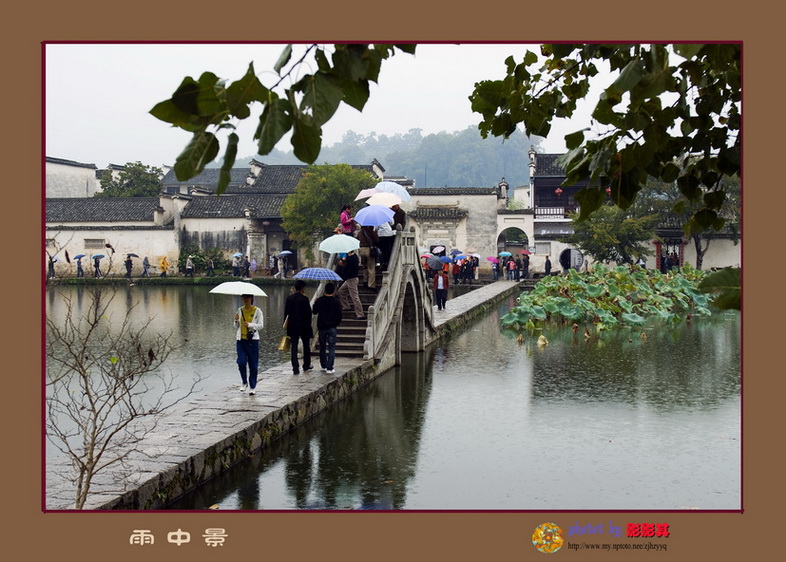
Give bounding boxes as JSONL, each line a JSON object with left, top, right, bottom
{"left": 96, "top": 161, "right": 163, "bottom": 197}
{"left": 469, "top": 43, "right": 740, "bottom": 235}
{"left": 563, "top": 203, "right": 659, "bottom": 266}
{"left": 280, "top": 164, "right": 376, "bottom": 261}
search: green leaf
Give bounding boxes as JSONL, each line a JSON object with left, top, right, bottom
{"left": 673, "top": 44, "right": 705, "bottom": 59}
{"left": 610, "top": 58, "right": 645, "bottom": 94}
{"left": 573, "top": 187, "right": 606, "bottom": 221}
{"left": 661, "top": 162, "right": 680, "bottom": 183}
{"left": 698, "top": 267, "right": 741, "bottom": 310}
{"left": 621, "top": 312, "right": 646, "bottom": 326}
{"left": 394, "top": 43, "right": 417, "bottom": 55}
{"left": 226, "top": 63, "right": 269, "bottom": 119}
{"left": 298, "top": 72, "right": 344, "bottom": 126}
{"left": 340, "top": 79, "right": 371, "bottom": 111}
{"left": 565, "top": 129, "right": 586, "bottom": 150}
{"left": 703, "top": 190, "right": 726, "bottom": 210}
{"left": 291, "top": 116, "right": 322, "bottom": 163}
{"left": 174, "top": 131, "right": 220, "bottom": 181}
{"left": 274, "top": 44, "right": 293, "bottom": 74}
{"left": 217, "top": 133, "right": 239, "bottom": 195}
{"left": 255, "top": 99, "right": 294, "bottom": 155}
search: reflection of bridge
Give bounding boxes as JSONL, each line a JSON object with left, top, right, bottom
{"left": 314, "top": 227, "right": 438, "bottom": 370}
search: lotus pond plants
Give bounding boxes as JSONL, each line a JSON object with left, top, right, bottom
{"left": 502, "top": 264, "right": 716, "bottom": 335}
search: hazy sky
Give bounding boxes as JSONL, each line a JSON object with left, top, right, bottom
{"left": 45, "top": 43, "right": 602, "bottom": 169}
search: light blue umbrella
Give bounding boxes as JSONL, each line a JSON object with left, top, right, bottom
{"left": 453, "top": 254, "right": 467, "bottom": 261}
{"left": 439, "top": 256, "right": 452, "bottom": 264}
{"left": 319, "top": 234, "right": 360, "bottom": 254}
{"left": 374, "top": 180, "right": 411, "bottom": 202}
{"left": 354, "top": 204, "right": 395, "bottom": 226}
{"left": 499, "top": 251, "right": 512, "bottom": 257}
{"left": 293, "top": 267, "right": 343, "bottom": 281}
{"left": 232, "top": 252, "right": 243, "bottom": 258}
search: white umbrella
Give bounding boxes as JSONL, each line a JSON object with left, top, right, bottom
{"left": 318, "top": 234, "right": 360, "bottom": 254}
{"left": 366, "top": 191, "right": 402, "bottom": 207}
{"left": 209, "top": 281, "right": 268, "bottom": 297}
{"left": 374, "top": 180, "right": 411, "bottom": 202}
{"left": 355, "top": 187, "right": 381, "bottom": 200}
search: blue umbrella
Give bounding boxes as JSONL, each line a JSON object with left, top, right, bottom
{"left": 91, "top": 254, "right": 105, "bottom": 259}
{"left": 439, "top": 256, "right": 452, "bottom": 263}
{"left": 232, "top": 252, "right": 243, "bottom": 258}
{"left": 453, "top": 254, "right": 466, "bottom": 261}
{"left": 354, "top": 204, "right": 395, "bottom": 226}
{"left": 73, "top": 253, "right": 86, "bottom": 259}
{"left": 450, "top": 249, "right": 463, "bottom": 255}
{"left": 499, "top": 251, "right": 512, "bottom": 257}
{"left": 293, "top": 267, "right": 343, "bottom": 281}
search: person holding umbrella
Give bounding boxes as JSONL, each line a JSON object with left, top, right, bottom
{"left": 336, "top": 250, "right": 364, "bottom": 319}
{"left": 142, "top": 256, "right": 150, "bottom": 277}
{"left": 284, "top": 279, "right": 314, "bottom": 375}
{"left": 358, "top": 225, "right": 379, "bottom": 291}
{"left": 124, "top": 255, "right": 133, "bottom": 278}
{"left": 76, "top": 256, "right": 84, "bottom": 278}
{"left": 312, "top": 282, "right": 343, "bottom": 374}
{"left": 234, "top": 293, "right": 264, "bottom": 394}
{"left": 93, "top": 255, "right": 102, "bottom": 278}
{"left": 185, "top": 255, "right": 194, "bottom": 277}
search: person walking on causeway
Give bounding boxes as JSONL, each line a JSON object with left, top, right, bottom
{"left": 433, "top": 267, "right": 449, "bottom": 311}
{"left": 284, "top": 279, "right": 314, "bottom": 375}
{"left": 312, "top": 282, "right": 343, "bottom": 374}
{"left": 234, "top": 294, "right": 264, "bottom": 395}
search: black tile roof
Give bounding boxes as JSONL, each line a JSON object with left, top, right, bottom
{"left": 242, "top": 164, "right": 376, "bottom": 194}
{"left": 408, "top": 187, "right": 497, "bottom": 196}
{"left": 162, "top": 167, "right": 252, "bottom": 190}
{"left": 181, "top": 194, "right": 289, "bottom": 219}
{"left": 163, "top": 163, "right": 377, "bottom": 195}
{"left": 46, "top": 156, "right": 97, "bottom": 169}
{"left": 45, "top": 197, "right": 161, "bottom": 222}
{"left": 533, "top": 153, "right": 568, "bottom": 176}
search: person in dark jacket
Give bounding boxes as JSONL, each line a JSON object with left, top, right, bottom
{"left": 545, "top": 256, "right": 552, "bottom": 275}
{"left": 391, "top": 204, "right": 406, "bottom": 230}
{"left": 284, "top": 279, "right": 314, "bottom": 375}
{"left": 433, "top": 268, "right": 449, "bottom": 310}
{"left": 312, "top": 282, "right": 343, "bottom": 374}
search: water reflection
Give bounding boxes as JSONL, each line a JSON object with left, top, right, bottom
{"left": 168, "top": 350, "right": 434, "bottom": 510}
{"left": 47, "top": 285, "right": 740, "bottom": 510}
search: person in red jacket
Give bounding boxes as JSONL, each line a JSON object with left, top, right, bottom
{"left": 433, "top": 268, "right": 449, "bottom": 311}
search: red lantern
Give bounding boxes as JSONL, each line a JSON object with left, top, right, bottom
{"left": 554, "top": 187, "right": 563, "bottom": 196}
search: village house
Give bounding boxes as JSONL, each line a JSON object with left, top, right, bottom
{"left": 45, "top": 158, "right": 385, "bottom": 276}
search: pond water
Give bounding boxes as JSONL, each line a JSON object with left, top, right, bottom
{"left": 46, "top": 285, "right": 741, "bottom": 510}
{"left": 165, "top": 292, "right": 740, "bottom": 511}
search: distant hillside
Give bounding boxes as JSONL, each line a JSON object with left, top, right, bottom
{"left": 209, "top": 127, "right": 540, "bottom": 188}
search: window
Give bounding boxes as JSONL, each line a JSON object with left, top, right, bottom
{"left": 84, "top": 238, "right": 105, "bottom": 249}
{"left": 535, "top": 242, "right": 551, "bottom": 255}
